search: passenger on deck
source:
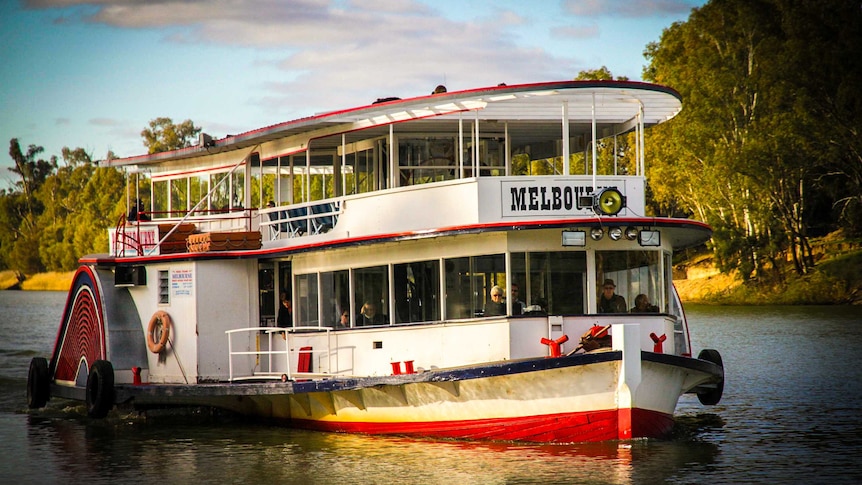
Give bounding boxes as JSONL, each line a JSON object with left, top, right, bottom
{"left": 127, "top": 199, "right": 150, "bottom": 222}
{"left": 510, "top": 283, "right": 525, "bottom": 316}
{"left": 358, "top": 302, "right": 387, "bottom": 326}
{"left": 485, "top": 286, "right": 506, "bottom": 316}
{"left": 631, "top": 294, "right": 659, "bottom": 313}
{"left": 277, "top": 292, "right": 293, "bottom": 328}
{"left": 599, "top": 279, "right": 627, "bottom": 313}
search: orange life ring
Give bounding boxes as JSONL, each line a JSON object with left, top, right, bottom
{"left": 147, "top": 310, "right": 172, "bottom": 353}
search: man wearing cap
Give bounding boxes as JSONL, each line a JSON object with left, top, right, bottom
{"left": 599, "top": 279, "right": 627, "bottom": 313}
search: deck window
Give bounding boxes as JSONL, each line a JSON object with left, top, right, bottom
{"left": 393, "top": 260, "right": 440, "bottom": 324}
{"left": 210, "top": 173, "right": 229, "bottom": 211}
{"left": 353, "top": 265, "right": 389, "bottom": 326}
{"left": 510, "top": 251, "right": 587, "bottom": 315}
{"left": 320, "top": 270, "right": 349, "bottom": 328}
{"left": 152, "top": 180, "right": 168, "bottom": 219}
{"left": 444, "top": 254, "right": 505, "bottom": 319}
{"left": 170, "top": 178, "right": 188, "bottom": 215}
{"left": 596, "top": 250, "right": 661, "bottom": 314}
{"left": 295, "top": 273, "right": 319, "bottom": 327}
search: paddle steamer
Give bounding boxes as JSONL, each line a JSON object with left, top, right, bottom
{"left": 28, "top": 80, "right": 724, "bottom": 443}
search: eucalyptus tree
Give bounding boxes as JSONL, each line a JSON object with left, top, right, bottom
{"left": 642, "top": 0, "right": 839, "bottom": 276}
{"left": 141, "top": 117, "right": 202, "bottom": 154}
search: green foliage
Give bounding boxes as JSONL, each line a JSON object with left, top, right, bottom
{"left": 643, "top": 0, "right": 862, "bottom": 277}
{"left": 2, "top": 139, "right": 127, "bottom": 273}
{"left": 141, "top": 117, "right": 202, "bottom": 154}
{"left": 817, "top": 249, "right": 862, "bottom": 290}
{"left": 574, "top": 66, "right": 629, "bottom": 82}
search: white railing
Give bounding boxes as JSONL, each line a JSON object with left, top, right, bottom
{"left": 259, "top": 199, "right": 342, "bottom": 241}
{"left": 225, "top": 326, "right": 333, "bottom": 382}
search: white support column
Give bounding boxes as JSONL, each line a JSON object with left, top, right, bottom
{"left": 348, "top": 268, "right": 355, "bottom": 328}
{"left": 438, "top": 258, "right": 447, "bottom": 320}
{"left": 305, "top": 149, "right": 311, "bottom": 203}
{"left": 585, "top": 249, "right": 596, "bottom": 313}
{"left": 336, "top": 134, "right": 345, "bottom": 197}
{"left": 591, "top": 93, "right": 598, "bottom": 189}
{"left": 639, "top": 104, "right": 645, "bottom": 176}
{"left": 504, "top": 121, "right": 511, "bottom": 176}
{"left": 562, "top": 100, "right": 570, "bottom": 176}
{"left": 474, "top": 110, "right": 480, "bottom": 175}
{"left": 458, "top": 115, "right": 464, "bottom": 178}
{"left": 613, "top": 323, "right": 643, "bottom": 440}
{"left": 389, "top": 124, "right": 396, "bottom": 188}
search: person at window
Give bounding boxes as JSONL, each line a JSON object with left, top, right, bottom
{"left": 599, "top": 279, "right": 627, "bottom": 313}
{"left": 485, "top": 285, "right": 506, "bottom": 316}
{"left": 277, "top": 292, "right": 292, "bottom": 328}
{"left": 338, "top": 309, "right": 349, "bottom": 328}
{"left": 127, "top": 199, "right": 150, "bottom": 222}
{"left": 631, "top": 294, "right": 659, "bottom": 313}
{"left": 358, "top": 301, "right": 387, "bottom": 326}
{"left": 510, "top": 283, "right": 525, "bottom": 316}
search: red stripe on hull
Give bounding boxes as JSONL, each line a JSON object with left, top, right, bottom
{"left": 291, "top": 408, "right": 674, "bottom": 443}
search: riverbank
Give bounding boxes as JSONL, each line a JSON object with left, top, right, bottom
{"left": 675, "top": 239, "right": 862, "bottom": 305}
{"left": 0, "top": 270, "right": 74, "bottom": 291}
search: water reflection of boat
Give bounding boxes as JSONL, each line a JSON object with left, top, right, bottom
{"left": 27, "top": 80, "right": 724, "bottom": 443}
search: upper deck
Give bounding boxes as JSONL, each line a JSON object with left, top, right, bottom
{"left": 105, "top": 80, "right": 699, "bottom": 259}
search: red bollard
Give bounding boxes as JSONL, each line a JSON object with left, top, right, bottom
{"left": 650, "top": 332, "right": 667, "bottom": 353}
{"left": 540, "top": 335, "right": 570, "bottom": 357}
{"left": 391, "top": 362, "right": 402, "bottom": 375}
{"left": 132, "top": 366, "right": 142, "bottom": 385}
{"left": 403, "top": 360, "right": 415, "bottom": 374}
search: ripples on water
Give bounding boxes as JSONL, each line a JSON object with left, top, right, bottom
{"left": 1, "top": 292, "right": 861, "bottom": 484}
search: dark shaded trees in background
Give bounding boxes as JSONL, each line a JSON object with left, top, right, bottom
{"left": 643, "top": 0, "right": 862, "bottom": 279}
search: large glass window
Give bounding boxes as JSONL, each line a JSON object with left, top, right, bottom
{"left": 152, "top": 180, "right": 168, "bottom": 219}
{"left": 190, "top": 175, "right": 208, "bottom": 214}
{"left": 596, "top": 250, "right": 662, "bottom": 314}
{"left": 231, "top": 171, "right": 244, "bottom": 209}
{"left": 211, "top": 172, "right": 229, "bottom": 211}
{"left": 295, "top": 273, "right": 319, "bottom": 326}
{"left": 399, "top": 137, "right": 457, "bottom": 185}
{"left": 320, "top": 270, "right": 350, "bottom": 328}
{"left": 511, "top": 251, "right": 586, "bottom": 315}
{"left": 393, "top": 260, "right": 440, "bottom": 324}
{"left": 170, "top": 178, "right": 188, "bottom": 216}
{"left": 354, "top": 266, "right": 389, "bottom": 326}
{"left": 444, "top": 254, "right": 505, "bottom": 319}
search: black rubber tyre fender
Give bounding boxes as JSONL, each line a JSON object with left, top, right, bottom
{"left": 697, "top": 348, "right": 725, "bottom": 406}
{"left": 27, "top": 357, "right": 50, "bottom": 409}
{"left": 86, "top": 360, "right": 115, "bottom": 418}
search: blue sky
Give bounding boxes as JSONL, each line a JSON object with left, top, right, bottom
{"left": 0, "top": 0, "right": 704, "bottom": 188}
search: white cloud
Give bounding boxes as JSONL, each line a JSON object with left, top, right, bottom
{"left": 552, "top": 24, "right": 600, "bottom": 39}
{"left": 563, "top": 0, "right": 697, "bottom": 17}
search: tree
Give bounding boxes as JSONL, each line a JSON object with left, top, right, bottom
{"left": 575, "top": 66, "right": 629, "bottom": 82}
{"left": 4, "top": 139, "right": 57, "bottom": 273}
{"left": 641, "top": 0, "right": 848, "bottom": 277}
{"left": 141, "top": 117, "right": 202, "bottom": 154}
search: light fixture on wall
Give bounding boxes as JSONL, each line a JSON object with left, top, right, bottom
{"left": 638, "top": 230, "right": 661, "bottom": 247}
{"left": 561, "top": 230, "right": 587, "bottom": 247}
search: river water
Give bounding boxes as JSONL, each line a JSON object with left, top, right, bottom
{"left": 1, "top": 291, "right": 861, "bottom": 484}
